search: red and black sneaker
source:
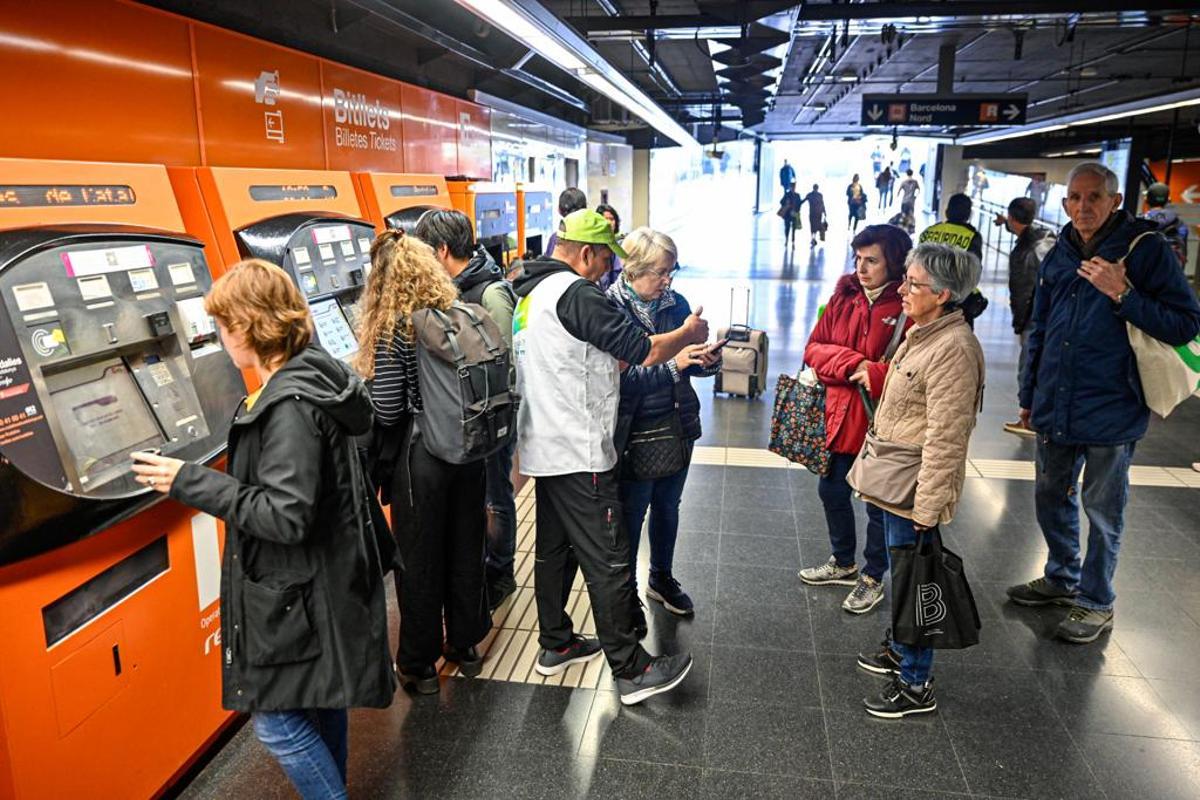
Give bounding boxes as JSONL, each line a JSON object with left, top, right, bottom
{"left": 535, "top": 634, "right": 602, "bottom": 676}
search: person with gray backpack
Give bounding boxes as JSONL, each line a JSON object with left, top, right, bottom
{"left": 356, "top": 229, "right": 513, "bottom": 695}
{"left": 414, "top": 209, "right": 521, "bottom": 612}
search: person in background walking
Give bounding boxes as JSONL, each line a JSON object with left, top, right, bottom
{"left": 798, "top": 224, "right": 912, "bottom": 615}
{"left": 607, "top": 228, "right": 719, "bottom": 631}
{"left": 995, "top": 197, "right": 1056, "bottom": 437}
{"left": 876, "top": 165, "right": 894, "bottom": 209}
{"left": 131, "top": 259, "right": 396, "bottom": 799}
{"left": 780, "top": 182, "right": 803, "bottom": 247}
{"left": 847, "top": 175, "right": 868, "bottom": 233}
{"left": 853, "top": 243, "right": 986, "bottom": 718}
{"left": 1142, "top": 182, "right": 1189, "bottom": 268}
{"left": 805, "top": 183, "right": 827, "bottom": 247}
{"left": 780, "top": 159, "right": 796, "bottom": 194}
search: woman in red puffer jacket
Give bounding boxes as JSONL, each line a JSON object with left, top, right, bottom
{"left": 797, "top": 224, "right": 913, "bottom": 615}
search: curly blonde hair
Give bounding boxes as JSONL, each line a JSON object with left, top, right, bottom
{"left": 354, "top": 229, "right": 458, "bottom": 378}
{"left": 204, "top": 258, "right": 313, "bottom": 369}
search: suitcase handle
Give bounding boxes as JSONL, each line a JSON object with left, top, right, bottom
{"left": 729, "top": 287, "right": 751, "bottom": 328}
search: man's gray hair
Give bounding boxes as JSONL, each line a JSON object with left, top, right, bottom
{"left": 1066, "top": 161, "right": 1120, "bottom": 195}
{"left": 907, "top": 243, "right": 981, "bottom": 303}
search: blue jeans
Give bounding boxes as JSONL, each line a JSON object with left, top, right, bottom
{"left": 1035, "top": 438, "right": 1135, "bottom": 611}
{"left": 252, "top": 709, "right": 348, "bottom": 800}
{"left": 819, "top": 452, "right": 887, "bottom": 580}
{"left": 620, "top": 442, "right": 694, "bottom": 586}
{"left": 882, "top": 510, "right": 935, "bottom": 686}
{"left": 484, "top": 437, "right": 517, "bottom": 579}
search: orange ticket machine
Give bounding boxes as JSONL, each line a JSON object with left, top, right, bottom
{"left": 516, "top": 184, "right": 554, "bottom": 258}
{"left": 353, "top": 172, "right": 452, "bottom": 233}
{"left": 171, "top": 168, "right": 376, "bottom": 369}
{"left": 0, "top": 158, "right": 247, "bottom": 799}
{"left": 447, "top": 180, "right": 518, "bottom": 267}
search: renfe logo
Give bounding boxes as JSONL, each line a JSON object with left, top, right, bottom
{"left": 333, "top": 88, "right": 391, "bottom": 130}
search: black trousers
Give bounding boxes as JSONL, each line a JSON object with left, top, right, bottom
{"left": 391, "top": 431, "right": 491, "bottom": 673}
{"left": 534, "top": 469, "right": 651, "bottom": 677}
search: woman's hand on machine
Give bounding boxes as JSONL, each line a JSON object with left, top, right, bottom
{"left": 130, "top": 450, "right": 185, "bottom": 494}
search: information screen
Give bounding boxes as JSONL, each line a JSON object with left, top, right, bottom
{"left": 248, "top": 184, "right": 338, "bottom": 202}
{"left": 47, "top": 359, "right": 166, "bottom": 490}
{"left": 0, "top": 184, "right": 136, "bottom": 207}
{"left": 310, "top": 298, "right": 359, "bottom": 362}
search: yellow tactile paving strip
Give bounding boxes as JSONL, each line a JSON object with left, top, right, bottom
{"left": 439, "top": 446, "right": 1196, "bottom": 688}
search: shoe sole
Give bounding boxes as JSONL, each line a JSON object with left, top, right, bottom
{"left": 1056, "top": 620, "right": 1114, "bottom": 644}
{"left": 865, "top": 700, "right": 938, "bottom": 719}
{"left": 645, "top": 587, "right": 695, "bottom": 616}
{"left": 619, "top": 658, "right": 694, "bottom": 706}
{"left": 1002, "top": 425, "right": 1037, "bottom": 437}
{"left": 534, "top": 647, "right": 603, "bottom": 676}
{"left": 842, "top": 591, "right": 885, "bottom": 615}
{"left": 799, "top": 573, "right": 859, "bottom": 587}
{"left": 1008, "top": 594, "right": 1077, "bottom": 608}
{"left": 857, "top": 657, "right": 900, "bottom": 677}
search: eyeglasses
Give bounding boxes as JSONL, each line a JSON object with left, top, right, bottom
{"left": 651, "top": 266, "right": 681, "bottom": 280}
{"left": 900, "top": 276, "right": 935, "bottom": 292}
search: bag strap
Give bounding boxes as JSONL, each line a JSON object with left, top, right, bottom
{"left": 430, "top": 308, "right": 466, "bottom": 366}
{"left": 1121, "top": 231, "right": 1159, "bottom": 294}
{"left": 882, "top": 312, "right": 908, "bottom": 362}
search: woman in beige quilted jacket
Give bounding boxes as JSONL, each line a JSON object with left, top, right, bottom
{"left": 850, "top": 243, "right": 985, "bottom": 719}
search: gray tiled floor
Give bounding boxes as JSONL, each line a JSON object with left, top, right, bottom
{"left": 177, "top": 209, "right": 1200, "bottom": 799}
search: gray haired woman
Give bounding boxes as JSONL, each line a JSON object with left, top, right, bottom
{"left": 849, "top": 243, "right": 986, "bottom": 718}
{"left": 607, "top": 227, "right": 719, "bottom": 634}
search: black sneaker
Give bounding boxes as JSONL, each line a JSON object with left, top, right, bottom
{"left": 1055, "top": 605, "right": 1114, "bottom": 644}
{"left": 864, "top": 676, "right": 937, "bottom": 718}
{"left": 857, "top": 638, "right": 902, "bottom": 677}
{"left": 399, "top": 665, "right": 440, "bottom": 695}
{"left": 1007, "top": 576, "right": 1077, "bottom": 607}
{"left": 647, "top": 573, "right": 695, "bottom": 616}
{"left": 633, "top": 596, "right": 648, "bottom": 640}
{"left": 444, "top": 645, "right": 483, "bottom": 678}
{"left": 535, "top": 634, "right": 602, "bottom": 676}
{"left": 616, "top": 653, "right": 694, "bottom": 706}
{"left": 487, "top": 572, "right": 518, "bottom": 612}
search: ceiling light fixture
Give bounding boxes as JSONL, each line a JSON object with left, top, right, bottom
{"left": 453, "top": 0, "right": 699, "bottom": 147}
{"left": 958, "top": 87, "right": 1200, "bottom": 146}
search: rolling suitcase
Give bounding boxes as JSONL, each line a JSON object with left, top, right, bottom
{"left": 715, "top": 287, "right": 769, "bottom": 399}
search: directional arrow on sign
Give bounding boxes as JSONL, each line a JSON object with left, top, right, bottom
{"left": 1002, "top": 103, "right": 1022, "bottom": 121}
{"left": 1182, "top": 184, "right": 1200, "bottom": 204}
{"left": 867, "top": 104, "right": 884, "bottom": 122}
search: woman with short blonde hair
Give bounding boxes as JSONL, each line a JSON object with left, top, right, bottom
{"left": 607, "top": 226, "right": 718, "bottom": 629}
{"left": 357, "top": 229, "right": 492, "bottom": 695}
{"left": 130, "top": 258, "right": 395, "bottom": 799}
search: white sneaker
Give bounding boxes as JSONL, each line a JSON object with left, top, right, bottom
{"left": 798, "top": 556, "right": 859, "bottom": 586}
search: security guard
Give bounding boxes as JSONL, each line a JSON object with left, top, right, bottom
{"left": 919, "top": 192, "right": 987, "bottom": 325}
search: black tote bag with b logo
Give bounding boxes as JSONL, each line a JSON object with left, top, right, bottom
{"left": 890, "top": 528, "right": 980, "bottom": 650}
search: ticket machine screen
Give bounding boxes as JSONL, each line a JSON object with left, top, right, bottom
{"left": 235, "top": 214, "right": 375, "bottom": 362}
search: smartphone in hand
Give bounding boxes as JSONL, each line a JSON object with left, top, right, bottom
{"left": 707, "top": 337, "right": 731, "bottom": 355}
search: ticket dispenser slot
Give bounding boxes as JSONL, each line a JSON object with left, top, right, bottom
{"left": 0, "top": 227, "right": 245, "bottom": 563}
{"left": 233, "top": 212, "right": 375, "bottom": 363}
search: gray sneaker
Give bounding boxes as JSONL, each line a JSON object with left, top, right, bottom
{"left": 1006, "top": 576, "right": 1077, "bottom": 607}
{"left": 842, "top": 574, "right": 885, "bottom": 614}
{"left": 1055, "top": 606, "right": 1114, "bottom": 644}
{"left": 799, "top": 556, "right": 859, "bottom": 586}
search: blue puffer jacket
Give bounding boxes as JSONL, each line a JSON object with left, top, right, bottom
{"left": 1020, "top": 212, "right": 1200, "bottom": 445}
{"left": 606, "top": 283, "right": 718, "bottom": 447}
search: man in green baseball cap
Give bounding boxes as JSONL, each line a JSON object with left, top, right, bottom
{"left": 510, "top": 205, "right": 709, "bottom": 706}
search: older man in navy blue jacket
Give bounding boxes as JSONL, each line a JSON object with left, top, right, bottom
{"left": 1007, "top": 162, "right": 1200, "bottom": 643}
